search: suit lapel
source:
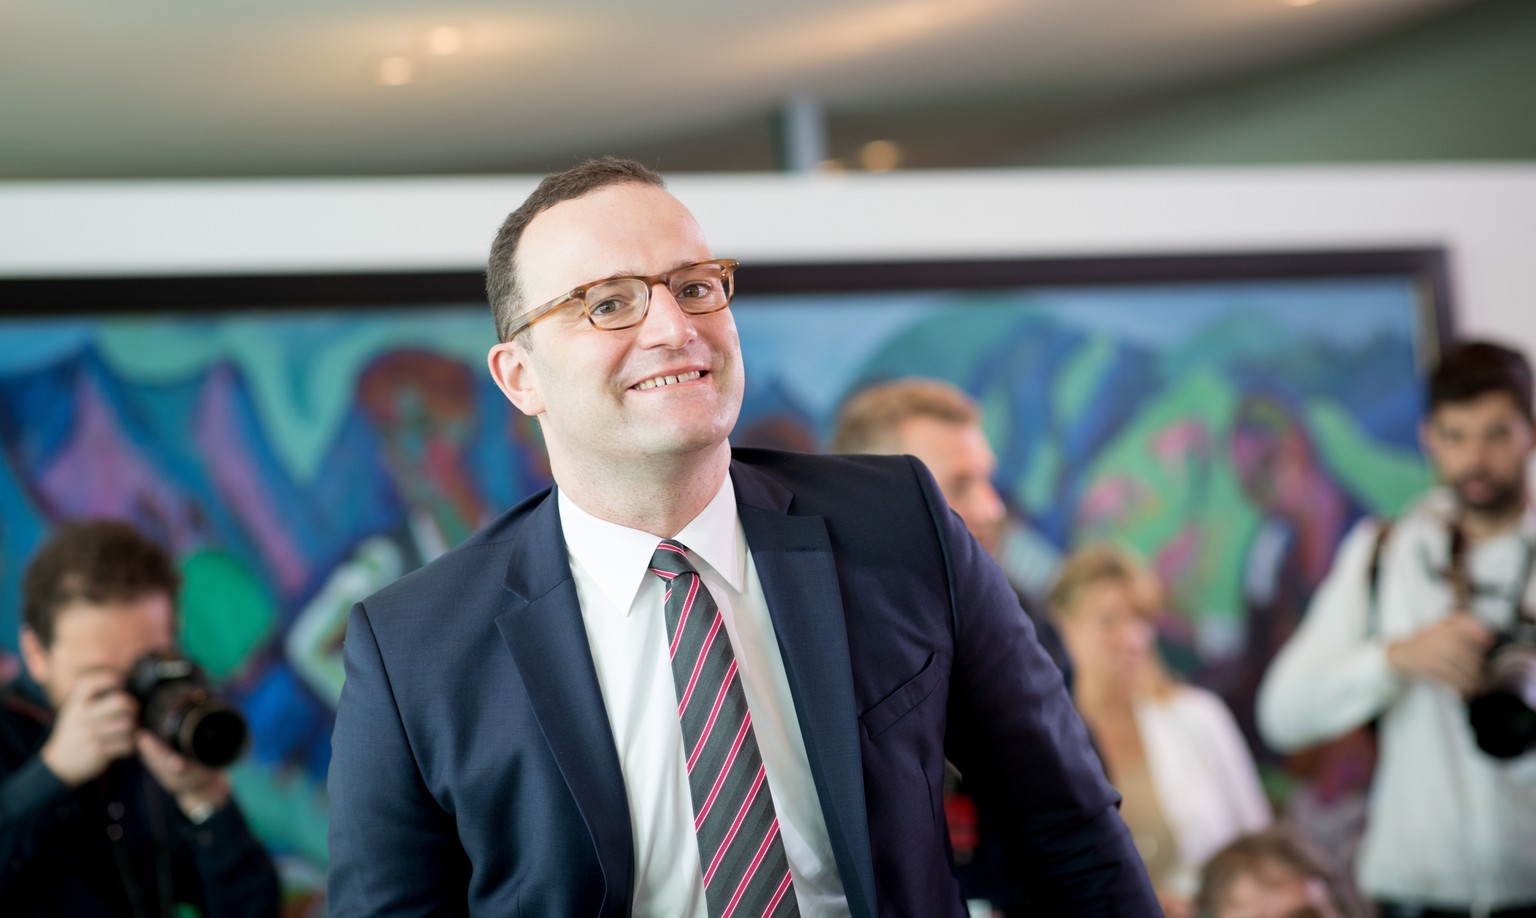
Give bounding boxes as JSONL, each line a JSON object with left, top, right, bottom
{"left": 732, "top": 460, "right": 878, "bottom": 918}
{"left": 494, "top": 490, "right": 633, "bottom": 918}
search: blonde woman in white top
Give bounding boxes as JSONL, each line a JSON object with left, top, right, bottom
{"left": 1049, "top": 544, "right": 1272, "bottom": 918}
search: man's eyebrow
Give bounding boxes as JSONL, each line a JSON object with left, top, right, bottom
{"left": 591, "top": 259, "right": 704, "bottom": 284}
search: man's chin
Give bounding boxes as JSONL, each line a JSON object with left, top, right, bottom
{"left": 638, "top": 423, "right": 735, "bottom": 459}
{"left": 1454, "top": 484, "right": 1525, "bottom": 518}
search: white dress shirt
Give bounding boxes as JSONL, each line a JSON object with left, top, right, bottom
{"left": 1258, "top": 489, "right": 1536, "bottom": 911}
{"left": 558, "top": 473, "right": 850, "bottom": 917}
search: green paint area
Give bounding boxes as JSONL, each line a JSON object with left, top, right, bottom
{"left": 98, "top": 312, "right": 493, "bottom": 484}
{"left": 847, "top": 296, "right": 1029, "bottom": 387}
{"left": 978, "top": 386, "right": 1011, "bottom": 448}
{"left": 1071, "top": 370, "right": 1431, "bottom": 629}
{"left": 229, "top": 760, "right": 330, "bottom": 868}
{"left": 1055, "top": 335, "right": 1115, "bottom": 423}
{"left": 1307, "top": 400, "right": 1432, "bottom": 516}
{"left": 180, "top": 551, "right": 275, "bottom": 681}
{"left": 1076, "top": 370, "right": 1255, "bottom": 625}
{"left": 1018, "top": 439, "right": 1062, "bottom": 513}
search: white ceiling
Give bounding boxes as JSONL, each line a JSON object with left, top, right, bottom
{"left": 0, "top": 0, "right": 1479, "bottom": 179}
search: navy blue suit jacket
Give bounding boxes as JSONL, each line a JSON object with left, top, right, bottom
{"left": 328, "top": 449, "right": 1156, "bottom": 916}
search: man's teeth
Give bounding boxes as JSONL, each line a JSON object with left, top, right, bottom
{"left": 635, "top": 371, "right": 702, "bottom": 390}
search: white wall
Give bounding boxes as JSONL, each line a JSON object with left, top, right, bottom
{"left": 1, "top": 164, "right": 1532, "bottom": 356}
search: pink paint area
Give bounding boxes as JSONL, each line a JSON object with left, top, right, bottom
{"left": 1154, "top": 525, "right": 1203, "bottom": 598}
{"left": 36, "top": 373, "right": 195, "bottom": 547}
{"left": 1150, "top": 419, "right": 1211, "bottom": 474}
{"left": 1076, "top": 475, "right": 1153, "bottom": 530}
{"left": 195, "top": 364, "right": 309, "bottom": 595}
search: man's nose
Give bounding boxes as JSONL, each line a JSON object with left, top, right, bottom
{"left": 636, "top": 283, "right": 697, "bottom": 347}
{"left": 958, "top": 483, "right": 1006, "bottom": 553}
{"left": 1458, "top": 438, "right": 1493, "bottom": 473}
{"left": 968, "top": 482, "right": 1005, "bottom": 529}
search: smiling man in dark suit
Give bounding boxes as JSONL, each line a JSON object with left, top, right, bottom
{"left": 326, "top": 158, "right": 1157, "bottom": 917}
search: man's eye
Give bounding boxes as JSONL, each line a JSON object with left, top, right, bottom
{"left": 677, "top": 281, "right": 715, "bottom": 299}
{"left": 589, "top": 298, "right": 624, "bottom": 317}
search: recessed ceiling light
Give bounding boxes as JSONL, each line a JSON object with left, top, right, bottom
{"left": 860, "top": 140, "right": 901, "bottom": 173}
{"left": 425, "top": 26, "right": 465, "bottom": 56}
{"left": 374, "top": 55, "right": 415, "bottom": 87}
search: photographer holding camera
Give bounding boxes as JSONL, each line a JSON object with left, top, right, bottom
{"left": 0, "top": 520, "right": 279, "bottom": 917}
{"left": 1258, "top": 340, "right": 1536, "bottom": 918}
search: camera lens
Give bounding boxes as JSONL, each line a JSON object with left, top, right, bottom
{"left": 1468, "top": 640, "right": 1536, "bottom": 759}
{"left": 1469, "top": 689, "right": 1536, "bottom": 759}
{"left": 128, "top": 651, "right": 250, "bottom": 769}
{"left": 178, "top": 700, "right": 250, "bottom": 769}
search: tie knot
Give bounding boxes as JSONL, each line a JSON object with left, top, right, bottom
{"left": 648, "top": 539, "right": 698, "bottom": 580}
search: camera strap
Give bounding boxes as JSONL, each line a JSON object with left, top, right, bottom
{"left": 1516, "top": 503, "right": 1536, "bottom": 625}
{"left": 1444, "top": 513, "right": 1536, "bottom": 626}
{"left": 1512, "top": 535, "right": 1536, "bottom": 626}
{"left": 1446, "top": 523, "right": 1473, "bottom": 609}
{"left": 104, "top": 761, "right": 176, "bottom": 918}
{"left": 1365, "top": 517, "right": 1396, "bottom": 639}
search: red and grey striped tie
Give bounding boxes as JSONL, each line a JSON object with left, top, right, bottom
{"left": 649, "top": 540, "right": 800, "bottom": 918}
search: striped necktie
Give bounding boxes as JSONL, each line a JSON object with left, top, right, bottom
{"left": 648, "top": 539, "right": 800, "bottom": 918}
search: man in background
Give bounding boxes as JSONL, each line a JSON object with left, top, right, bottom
{"left": 830, "top": 377, "right": 1078, "bottom": 917}
{"left": 830, "top": 377, "right": 1071, "bottom": 679}
{"left": 1258, "top": 340, "right": 1536, "bottom": 917}
{"left": 0, "top": 519, "right": 279, "bottom": 917}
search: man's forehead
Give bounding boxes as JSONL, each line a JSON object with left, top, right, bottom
{"left": 516, "top": 183, "right": 708, "bottom": 300}
{"left": 1433, "top": 391, "right": 1530, "bottom": 428}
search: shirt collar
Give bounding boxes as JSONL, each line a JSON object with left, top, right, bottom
{"left": 557, "top": 473, "right": 745, "bottom": 617}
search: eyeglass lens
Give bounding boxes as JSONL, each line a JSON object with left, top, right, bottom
{"left": 584, "top": 263, "right": 733, "bottom": 329}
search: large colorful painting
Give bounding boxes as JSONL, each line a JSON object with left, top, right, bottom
{"left": 0, "top": 251, "right": 1447, "bottom": 908}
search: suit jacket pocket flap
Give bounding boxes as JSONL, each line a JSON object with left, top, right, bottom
{"left": 860, "top": 652, "right": 941, "bottom": 739}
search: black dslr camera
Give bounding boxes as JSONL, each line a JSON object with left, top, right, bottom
{"left": 126, "top": 650, "right": 250, "bottom": 769}
{"left": 1467, "top": 619, "right": 1536, "bottom": 759}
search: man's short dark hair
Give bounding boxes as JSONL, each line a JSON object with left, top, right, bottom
{"left": 485, "top": 157, "right": 666, "bottom": 344}
{"left": 22, "top": 520, "right": 181, "bottom": 647}
{"left": 1429, "top": 340, "right": 1533, "bottom": 417}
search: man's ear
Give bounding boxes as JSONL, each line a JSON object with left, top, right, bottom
{"left": 487, "top": 340, "right": 545, "bottom": 418}
{"left": 19, "top": 627, "right": 49, "bottom": 686}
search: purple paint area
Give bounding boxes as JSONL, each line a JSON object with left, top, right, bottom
{"left": 36, "top": 371, "right": 195, "bottom": 548}
{"left": 195, "top": 364, "right": 310, "bottom": 594}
